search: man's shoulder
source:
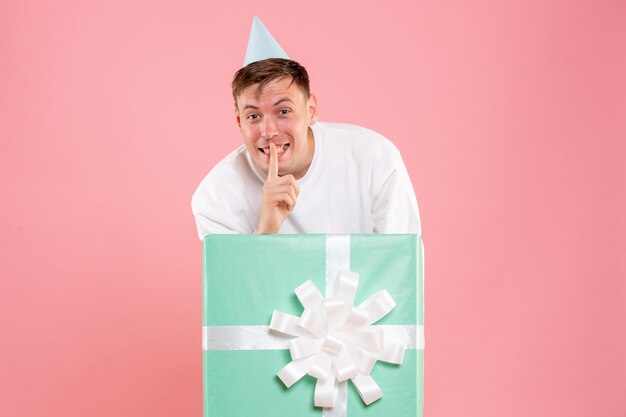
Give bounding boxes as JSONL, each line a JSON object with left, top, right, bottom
{"left": 316, "top": 122, "right": 398, "bottom": 150}
{"left": 191, "top": 146, "right": 259, "bottom": 205}
{"left": 315, "top": 122, "right": 400, "bottom": 160}
{"left": 201, "top": 146, "right": 258, "bottom": 182}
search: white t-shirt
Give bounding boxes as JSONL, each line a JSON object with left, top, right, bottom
{"left": 191, "top": 122, "right": 421, "bottom": 238}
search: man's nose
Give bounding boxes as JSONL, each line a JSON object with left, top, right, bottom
{"left": 260, "top": 116, "right": 279, "bottom": 140}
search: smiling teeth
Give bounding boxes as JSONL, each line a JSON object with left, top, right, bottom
{"left": 261, "top": 144, "right": 289, "bottom": 155}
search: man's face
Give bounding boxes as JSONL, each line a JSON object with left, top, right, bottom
{"left": 235, "top": 77, "right": 318, "bottom": 180}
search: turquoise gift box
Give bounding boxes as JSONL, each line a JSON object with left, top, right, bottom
{"left": 202, "top": 234, "right": 424, "bottom": 417}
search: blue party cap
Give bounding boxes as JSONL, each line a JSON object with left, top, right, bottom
{"left": 243, "top": 16, "right": 289, "bottom": 66}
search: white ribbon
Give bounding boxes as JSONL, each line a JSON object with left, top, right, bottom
{"left": 203, "top": 324, "right": 423, "bottom": 351}
{"left": 202, "top": 235, "right": 424, "bottom": 417}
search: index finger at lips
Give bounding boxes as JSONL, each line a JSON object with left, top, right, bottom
{"left": 267, "top": 143, "right": 279, "bottom": 180}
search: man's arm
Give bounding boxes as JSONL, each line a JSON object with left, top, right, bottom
{"left": 371, "top": 144, "right": 422, "bottom": 235}
{"left": 191, "top": 196, "right": 246, "bottom": 239}
{"left": 192, "top": 212, "right": 241, "bottom": 239}
{"left": 191, "top": 170, "right": 252, "bottom": 238}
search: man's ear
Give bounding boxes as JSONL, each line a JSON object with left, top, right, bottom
{"left": 234, "top": 103, "right": 241, "bottom": 128}
{"left": 307, "top": 94, "right": 318, "bottom": 125}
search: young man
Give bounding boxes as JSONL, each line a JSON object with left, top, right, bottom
{"left": 192, "top": 58, "right": 421, "bottom": 238}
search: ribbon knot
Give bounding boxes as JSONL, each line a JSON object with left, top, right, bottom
{"left": 269, "top": 270, "right": 406, "bottom": 408}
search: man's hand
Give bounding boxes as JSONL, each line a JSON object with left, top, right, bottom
{"left": 255, "top": 143, "right": 300, "bottom": 234}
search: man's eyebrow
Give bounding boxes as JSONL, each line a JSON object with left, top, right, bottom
{"left": 242, "top": 98, "right": 293, "bottom": 111}
{"left": 274, "top": 98, "right": 294, "bottom": 106}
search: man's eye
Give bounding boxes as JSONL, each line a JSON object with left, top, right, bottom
{"left": 247, "top": 114, "right": 259, "bottom": 120}
{"left": 279, "top": 109, "right": 291, "bottom": 115}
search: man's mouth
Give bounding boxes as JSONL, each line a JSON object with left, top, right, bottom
{"left": 259, "top": 143, "right": 290, "bottom": 156}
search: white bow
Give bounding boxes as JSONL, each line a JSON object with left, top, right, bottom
{"left": 269, "top": 270, "right": 407, "bottom": 408}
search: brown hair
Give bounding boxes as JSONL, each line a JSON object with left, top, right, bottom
{"left": 231, "top": 58, "right": 310, "bottom": 103}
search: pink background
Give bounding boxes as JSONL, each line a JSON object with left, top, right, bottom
{"left": 1, "top": 0, "right": 625, "bottom": 416}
